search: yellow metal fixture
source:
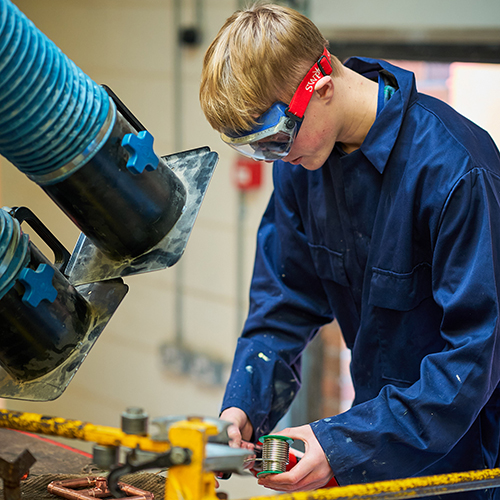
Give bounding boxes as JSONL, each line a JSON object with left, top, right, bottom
{"left": 166, "top": 417, "right": 219, "bottom": 500}
{"left": 2, "top": 409, "right": 500, "bottom": 500}
{"left": 0, "top": 409, "right": 170, "bottom": 453}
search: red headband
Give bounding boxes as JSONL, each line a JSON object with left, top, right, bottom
{"left": 287, "top": 48, "right": 333, "bottom": 119}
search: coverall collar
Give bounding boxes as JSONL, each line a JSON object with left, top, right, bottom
{"left": 343, "top": 57, "right": 418, "bottom": 174}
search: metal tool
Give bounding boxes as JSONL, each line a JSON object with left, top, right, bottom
{"left": 0, "top": 449, "right": 35, "bottom": 500}
{"left": 107, "top": 447, "right": 191, "bottom": 498}
{"left": 5, "top": 409, "right": 500, "bottom": 499}
{"left": 0, "top": 410, "right": 252, "bottom": 500}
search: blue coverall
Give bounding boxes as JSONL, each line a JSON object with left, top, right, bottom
{"left": 222, "top": 58, "right": 500, "bottom": 499}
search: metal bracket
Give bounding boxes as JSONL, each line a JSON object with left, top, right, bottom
{"left": 0, "top": 449, "right": 35, "bottom": 500}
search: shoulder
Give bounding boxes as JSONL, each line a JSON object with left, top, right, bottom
{"left": 408, "top": 94, "right": 500, "bottom": 173}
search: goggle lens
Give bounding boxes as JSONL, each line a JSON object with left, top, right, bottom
{"left": 225, "top": 127, "right": 298, "bottom": 161}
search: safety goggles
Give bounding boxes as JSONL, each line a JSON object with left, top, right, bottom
{"left": 221, "top": 48, "right": 333, "bottom": 161}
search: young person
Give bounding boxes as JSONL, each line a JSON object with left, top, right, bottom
{"left": 200, "top": 4, "right": 500, "bottom": 498}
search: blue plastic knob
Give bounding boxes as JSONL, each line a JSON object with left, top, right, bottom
{"left": 18, "top": 264, "right": 58, "bottom": 308}
{"left": 121, "top": 130, "right": 160, "bottom": 174}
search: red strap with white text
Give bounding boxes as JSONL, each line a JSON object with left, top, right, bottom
{"left": 287, "top": 47, "right": 333, "bottom": 119}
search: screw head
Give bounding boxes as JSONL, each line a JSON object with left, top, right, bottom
{"left": 169, "top": 448, "right": 188, "bottom": 465}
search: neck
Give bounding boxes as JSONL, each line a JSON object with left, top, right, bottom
{"left": 336, "top": 68, "right": 379, "bottom": 153}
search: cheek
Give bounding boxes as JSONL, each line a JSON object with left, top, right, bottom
{"left": 296, "top": 125, "right": 330, "bottom": 152}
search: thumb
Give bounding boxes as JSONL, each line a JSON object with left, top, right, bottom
{"left": 270, "top": 425, "right": 311, "bottom": 442}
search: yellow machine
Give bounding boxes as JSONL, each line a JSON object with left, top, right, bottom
{"left": 2, "top": 409, "right": 500, "bottom": 500}
{"left": 0, "top": 410, "right": 245, "bottom": 500}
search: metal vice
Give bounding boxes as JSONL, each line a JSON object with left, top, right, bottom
{"left": 164, "top": 417, "right": 222, "bottom": 500}
{"left": 107, "top": 416, "right": 242, "bottom": 500}
{"left": 4, "top": 409, "right": 500, "bottom": 499}
{"left": 0, "top": 409, "right": 251, "bottom": 500}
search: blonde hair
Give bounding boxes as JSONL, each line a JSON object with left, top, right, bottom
{"left": 200, "top": 3, "right": 342, "bottom": 134}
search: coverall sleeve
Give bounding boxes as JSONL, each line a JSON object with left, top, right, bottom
{"left": 221, "top": 163, "right": 333, "bottom": 439}
{"left": 310, "top": 167, "right": 500, "bottom": 484}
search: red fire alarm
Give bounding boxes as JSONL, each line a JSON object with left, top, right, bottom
{"left": 232, "top": 155, "right": 263, "bottom": 191}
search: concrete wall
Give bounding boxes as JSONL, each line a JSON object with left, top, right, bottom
{"left": 311, "top": 0, "right": 500, "bottom": 41}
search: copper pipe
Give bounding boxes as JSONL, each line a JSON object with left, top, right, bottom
{"left": 47, "top": 476, "right": 154, "bottom": 500}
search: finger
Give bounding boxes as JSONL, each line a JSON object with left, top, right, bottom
{"left": 259, "top": 465, "right": 334, "bottom": 492}
{"left": 226, "top": 424, "right": 242, "bottom": 447}
{"left": 270, "top": 425, "right": 310, "bottom": 442}
{"left": 258, "top": 459, "right": 310, "bottom": 488}
{"left": 240, "top": 440, "right": 256, "bottom": 450}
{"left": 259, "top": 470, "right": 327, "bottom": 492}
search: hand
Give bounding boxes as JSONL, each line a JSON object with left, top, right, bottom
{"left": 215, "top": 408, "right": 255, "bottom": 488}
{"left": 220, "top": 407, "right": 254, "bottom": 447}
{"left": 257, "top": 424, "right": 334, "bottom": 492}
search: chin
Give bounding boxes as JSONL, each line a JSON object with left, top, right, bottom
{"left": 302, "top": 151, "right": 331, "bottom": 171}
{"left": 301, "top": 161, "right": 323, "bottom": 171}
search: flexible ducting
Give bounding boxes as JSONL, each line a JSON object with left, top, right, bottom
{"left": 0, "top": 0, "right": 112, "bottom": 183}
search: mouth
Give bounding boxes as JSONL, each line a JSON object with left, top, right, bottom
{"left": 288, "top": 157, "right": 302, "bottom": 165}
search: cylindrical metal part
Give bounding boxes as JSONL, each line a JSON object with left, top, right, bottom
{"left": 41, "top": 110, "right": 187, "bottom": 259}
{"left": 47, "top": 477, "right": 154, "bottom": 500}
{"left": 92, "top": 444, "right": 119, "bottom": 470}
{"left": 0, "top": 244, "right": 91, "bottom": 381}
{"left": 258, "top": 435, "right": 292, "bottom": 476}
{"left": 121, "top": 407, "right": 148, "bottom": 436}
{"left": 0, "top": 210, "right": 92, "bottom": 382}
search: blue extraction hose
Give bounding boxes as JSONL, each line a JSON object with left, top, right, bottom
{"left": 0, "top": 209, "right": 29, "bottom": 300}
{"left": 0, "top": 0, "right": 112, "bottom": 183}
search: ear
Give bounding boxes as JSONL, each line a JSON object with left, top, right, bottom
{"left": 314, "top": 76, "right": 334, "bottom": 101}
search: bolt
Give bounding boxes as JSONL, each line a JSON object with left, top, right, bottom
{"left": 121, "top": 407, "right": 148, "bottom": 435}
{"left": 169, "top": 448, "right": 188, "bottom": 465}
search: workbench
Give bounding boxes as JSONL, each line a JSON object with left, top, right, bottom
{"left": 0, "top": 428, "right": 91, "bottom": 476}
{"left": 0, "top": 429, "right": 166, "bottom": 500}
